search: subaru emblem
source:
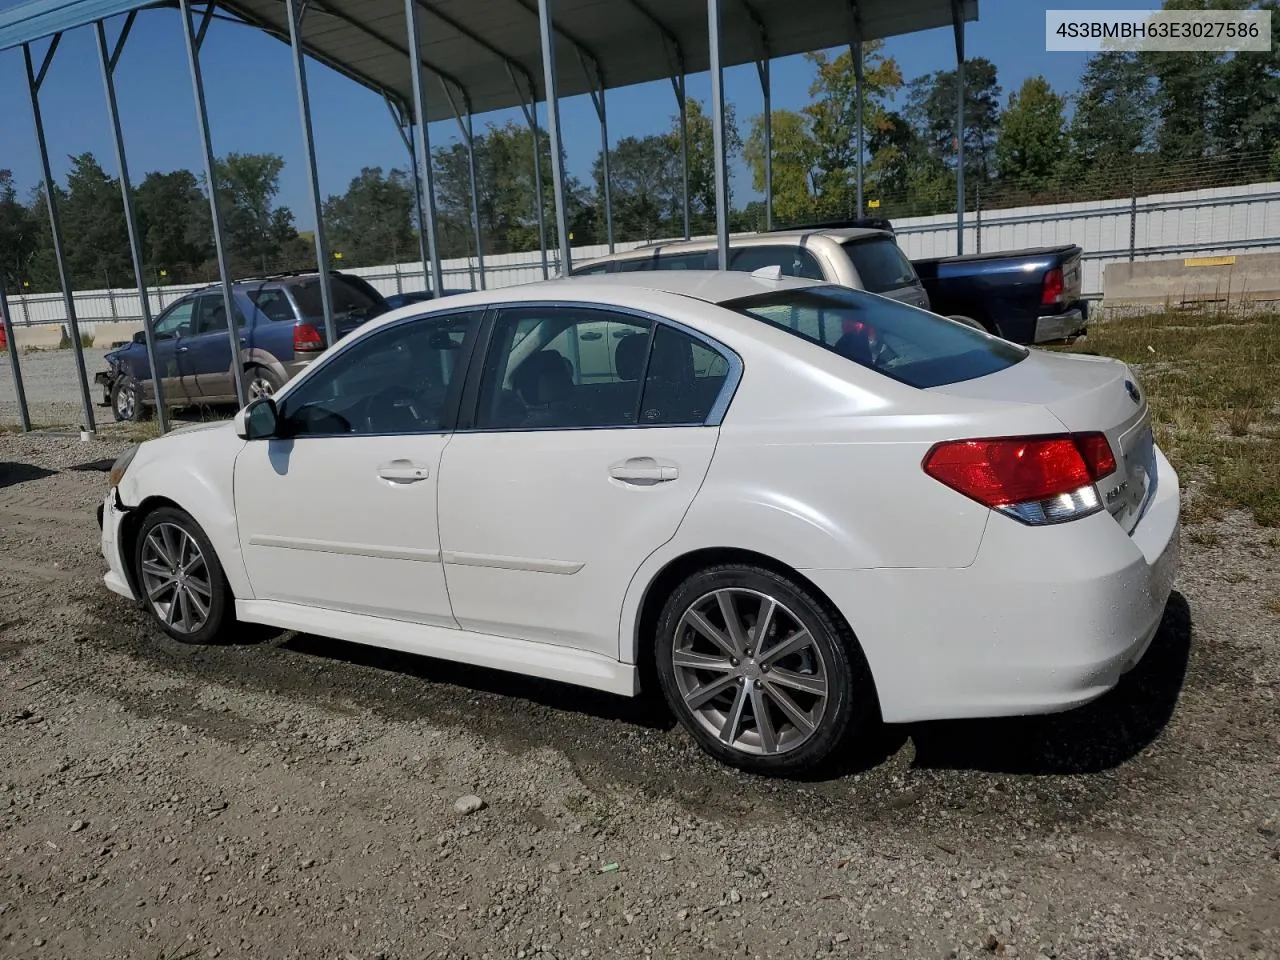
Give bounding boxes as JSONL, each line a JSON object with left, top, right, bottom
{"left": 1124, "top": 380, "right": 1140, "bottom": 404}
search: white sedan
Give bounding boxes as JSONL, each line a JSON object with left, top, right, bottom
{"left": 98, "top": 271, "right": 1180, "bottom": 775}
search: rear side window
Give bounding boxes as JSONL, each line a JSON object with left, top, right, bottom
{"left": 730, "top": 245, "right": 825, "bottom": 281}
{"left": 841, "top": 237, "right": 919, "bottom": 293}
{"left": 654, "top": 252, "right": 713, "bottom": 270}
{"left": 724, "top": 286, "right": 1025, "bottom": 389}
{"left": 248, "top": 288, "right": 295, "bottom": 322}
{"left": 572, "top": 262, "right": 613, "bottom": 276}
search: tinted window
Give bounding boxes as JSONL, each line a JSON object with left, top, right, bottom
{"left": 193, "top": 295, "right": 246, "bottom": 334}
{"left": 724, "top": 286, "right": 1025, "bottom": 389}
{"left": 279, "top": 312, "right": 477, "bottom": 436}
{"left": 572, "top": 262, "right": 613, "bottom": 276}
{"left": 474, "top": 307, "right": 650, "bottom": 430}
{"left": 841, "top": 237, "right": 918, "bottom": 293}
{"left": 655, "top": 252, "right": 714, "bottom": 271}
{"left": 247, "top": 288, "right": 296, "bottom": 322}
{"left": 730, "top": 245, "right": 825, "bottom": 281}
{"left": 636, "top": 325, "right": 730, "bottom": 425}
{"left": 290, "top": 276, "right": 381, "bottom": 319}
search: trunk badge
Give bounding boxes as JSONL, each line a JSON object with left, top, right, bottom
{"left": 1124, "top": 380, "right": 1141, "bottom": 404}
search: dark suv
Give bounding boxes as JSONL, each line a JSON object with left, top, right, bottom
{"left": 97, "top": 271, "right": 390, "bottom": 421}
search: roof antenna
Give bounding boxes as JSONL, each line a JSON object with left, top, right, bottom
{"left": 750, "top": 265, "right": 784, "bottom": 281}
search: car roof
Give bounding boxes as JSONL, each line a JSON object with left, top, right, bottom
{"left": 572, "top": 227, "right": 890, "bottom": 269}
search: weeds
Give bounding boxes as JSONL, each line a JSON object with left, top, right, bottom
{"left": 1069, "top": 309, "right": 1280, "bottom": 526}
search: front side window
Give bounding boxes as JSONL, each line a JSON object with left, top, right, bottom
{"left": 841, "top": 236, "right": 919, "bottom": 293}
{"left": 724, "top": 285, "right": 1025, "bottom": 389}
{"left": 473, "top": 307, "right": 731, "bottom": 430}
{"left": 278, "top": 311, "right": 478, "bottom": 436}
{"left": 193, "top": 295, "right": 246, "bottom": 334}
{"left": 153, "top": 300, "right": 195, "bottom": 339}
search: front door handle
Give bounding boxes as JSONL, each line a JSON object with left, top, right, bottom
{"left": 609, "top": 456, "right": 678, "bottom": 485}
{"left": 177, "top": 346, "right": 190, "bottom": 353}
{"left": 377, "top": 459, "right": 430, "bottom": 484}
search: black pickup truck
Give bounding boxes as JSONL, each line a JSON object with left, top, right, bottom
{"left": 911, "top": 244, "right": 1088, "bottom": 344}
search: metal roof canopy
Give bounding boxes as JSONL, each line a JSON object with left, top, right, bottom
{"left": 0, "top": 0, "right": 977, "bottom": 121}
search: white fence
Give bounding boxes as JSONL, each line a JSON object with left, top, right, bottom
{"left": 6, "top": 179, "right": 1280, "bottom": 334}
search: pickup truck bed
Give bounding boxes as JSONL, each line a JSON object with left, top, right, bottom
{"left": 912, "top": 244, "right": 1088, "bottom": 345}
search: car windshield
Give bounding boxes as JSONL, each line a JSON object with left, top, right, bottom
{"left": 841, "top": 237, "right": 918, "bottom": 293}
{"left": 723, "top": 285, "right": 1026, "bottom": 389}
{"left": 289, "top": 277, "right": 382, "bottom": 319}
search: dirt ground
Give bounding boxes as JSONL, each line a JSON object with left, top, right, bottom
{"left": 1, "top": 429, "right": 1278, "bottom": 960}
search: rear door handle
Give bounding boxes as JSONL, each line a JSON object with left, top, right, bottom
{"left": 377, "top": 459, "right": 430, "bottom": 484}
{"left": 609, "top": 456, "right": 678, "bottom": 484}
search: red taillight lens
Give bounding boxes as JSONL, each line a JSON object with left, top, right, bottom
{"left": 293, "top": 323, "right": 324, "bottom": 352}
{"left": 1072, "top": 431, "right": 1117, "bottom": 481}
{"left": 923, "top": 437, "right": 1090, "bottom": 507}
{"left": 1041, "top": 267, "right": 1065, "bottom": 305}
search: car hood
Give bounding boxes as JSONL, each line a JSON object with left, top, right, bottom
{"left": 167, "top": 419, "right": 238, "bottom": 438}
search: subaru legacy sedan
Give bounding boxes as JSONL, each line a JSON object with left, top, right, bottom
{"left": 98, "top": 272, "right": 1179, "bottom": 776}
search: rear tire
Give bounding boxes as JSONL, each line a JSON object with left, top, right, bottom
{"left": 111, "top": 377, "right": 152, "bottom": 423}
{"left": 246, "top": 365, "right": 283, "bottom": 400}
{"left": 948, "top": 314, "right": 997, "bottom": 335}
{"left": 654, "top": 564, "right": 877, "bottom": 776}
{"left": 133, "top": 506, "right": 234, "bottom": 645}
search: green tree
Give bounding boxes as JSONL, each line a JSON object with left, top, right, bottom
{"left": 0, "top": 170, "right": 40, "bottom": 292}
{"left": 58, "top": 153, "right": 131, "bottom": 288}
{"left": 663, "top": 98, "right": 742, "bottom": 234}
{"left": 744, "top": 109, "right": 819, "bottom": 224}
{"left": 995, "top": 76, "right": 1067, "bottom": 189}
{"left": 594, "top": 134, "right": 681, "bottom": 241}
{"left": 1067, "top": 51, "right": 1154, "bottom": 171}
{"left": 324, "top": 166, "right": 417, "bottom": 267}
{"left": 134, "top": 169, "right": 212, "bottom": 283}
{"left": 207, "top": 152, "right": 300, "bottom": 274}
{"left": 906, "top": 57, "right": 1002, "bottom": 183}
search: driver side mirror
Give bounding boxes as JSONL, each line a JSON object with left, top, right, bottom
{"left": 235, "top": 396, "right": 280, "bottom": 440}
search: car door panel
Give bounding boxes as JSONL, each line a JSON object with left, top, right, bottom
{"left": 187, "top": 294, "right": 239, "bottom": 403}
{"left": 232, "top": 309, "right": 480, "bottom": 626}
{"left": 144, "top": 300, "right": 196, "bottom": 405}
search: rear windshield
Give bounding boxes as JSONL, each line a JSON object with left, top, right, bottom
{"left": 723, "top": 285, "right": 1026, "bottom": 389}
{"left": 841, "top": 237, "right": 919, "bottom": 294}
{"left": 289, "top": 276, "right": 383, "bottom": 319}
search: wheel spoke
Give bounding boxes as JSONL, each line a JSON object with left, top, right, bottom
{"left": 141, "top": 560, "right": 170, "bottom": 580}
{"left": 185, "top": 585, "right": 209, "bottom": 622}
{"left": 176, "top": 588, "right": 193, "bottom": 632}
{"left": 718, "top": 680, "right": 750, "bottom": 745}
{"left": 749, "top": 683, "right": 779, "bottom": 754}
{"left": 750, "top": 597, "right": 777, "bottom": 657}
{"left": 763, "top": 682, "right": 817, "bottom": 735}
{"left": 160, "top": 526, "right": 181, "bottom": 570}
{"left": 759, "top": 628, "right": 811, "bottom": 667}
{"left": 185, "top": 574, "right": 212, "bottom": 599}
{"left": 683, "top": 609, "right": 738, "bottom": 659}
{"left": 716, "top": 591, "right": 750, "bottom": 654}
{"left": 163, "top": 591, "right": 180, "bottom": 626}
{"left": 766, "top": 667, "right": 826, "bottom": 697}
{"left": 148, "top": 578, "right": 175, "bottom": 602}
{"left": 175, "top": 530, "right": 192, "bottom": 569}
{"left": 684, "top": 673, "right": 738, "bottom": 710}
{"left": 672, "top": 649, "right": 734, "bottom": 673}
{"left": 147, "top": 531, "right": 175, "bottom": 568}
{"left": 182, "top": 551, "right": 204, "bottom": 575}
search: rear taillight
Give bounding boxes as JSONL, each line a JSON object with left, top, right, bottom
{"left": 1041, "top": 267, "right": 1065, "bottom": 305}
{"left": 922, "top": 433, "right": 1116, "bottom": 525}
{"left": 293, "top": 323, "right": 324, "bottom": 353}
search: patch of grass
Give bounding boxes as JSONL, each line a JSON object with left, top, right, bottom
{"left": 1266, "top": 594, "right": 1280, "bottom": 618}
{"left": 0, "top": 422, "right": 51, "bottom": 435}
{"left": 1069, "top": 310, "right": 1280, "bottom": 526}
{"left": 1185, "top": 528, "right": 1221, "bottom": 547}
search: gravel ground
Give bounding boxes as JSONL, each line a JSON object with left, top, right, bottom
{"left": 0, "top": 348, "right": 113, "bottom": 429}
{"left": 1, "top": 431, "right": 1278, "bottom": 960}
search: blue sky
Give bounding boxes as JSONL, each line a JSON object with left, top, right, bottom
{"left": 0, "top": 0, "right": 1142, "bottom": 230}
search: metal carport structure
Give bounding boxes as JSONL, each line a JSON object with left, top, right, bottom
{"left": 0, "top": 0, "right": 978, "bottom": 434}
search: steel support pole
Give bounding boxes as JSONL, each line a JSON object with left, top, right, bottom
{"left": 952, "top": 0, "right": 965, "bottom": 255}
{"left": 404, "top": 0, "right": 444, "bottom": 294}
{"left": 537, "top": 0, "right": 573, "bottom": 274}
{"left": 706, "top": 0, "right": 730, "bottom": 269}
{"left": 0, "top": 280, "right": 31, "bottom": 431}
{"left": 756, "top": 58, "right": 772, "bottom": 231}
{"left": 96, "top": 16, "right": 169, "bottom": 434}
{"left": 24, "top": 39, "right": 95, "bottom": 433}
{"left": 450, "top": 102, "right": 487, "bottom": 290}
{"left": 509, "top": 67, "right": 550, "bottom": 279}
{"left": 853, "top": 39, "right": 864, "bottom": 219}
{"left": 179, "top": 0, "right": 247, "bottom": 407}
{"left": 671, "top": 74, "right": 690, "bottom": 239}
{"left": 584, "top": 59, "right": 613, "bottom": 252}
{"left": 402, "top": 116, "right": 434, "bottom": 286}
{"left": 286, "top": 0, "right": 337, "bottom": 346}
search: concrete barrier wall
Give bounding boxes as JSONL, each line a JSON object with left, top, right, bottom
{"left": 1103, "top": 252, "right": 1280, "bottom": 307}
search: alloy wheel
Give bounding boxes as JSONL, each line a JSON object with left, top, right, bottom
{"left": 671, "top": 588, "right": 830, "bottom": 756}
{"left": 114, "top": 383, "right": 136, "bottom": 420}
{"left": 139, "top": 522, "right": 213, "bottom": 635}
{"left": 248, "top": 377, "right": 275, "bottom": 399}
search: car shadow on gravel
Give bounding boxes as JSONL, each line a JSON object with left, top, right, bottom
{"left": 904, "top": 590, "right": 1192, "bottom": 775}
{"left": 0, "top": 461, "right": 58, "bottom": 489}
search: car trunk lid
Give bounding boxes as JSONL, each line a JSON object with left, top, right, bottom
{"left": 928, "top": 349, "right": 1154, "bottom": 533}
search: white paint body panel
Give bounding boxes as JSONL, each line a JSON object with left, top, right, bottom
{"left": 100, "top": 272, "right": 1181, "bottom": 725}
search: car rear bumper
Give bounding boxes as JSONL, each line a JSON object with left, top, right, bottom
{"left": 100, "top": 491, "right": 137, "bottom": 602}
{"left": 806, "top": 444, "right": 1181, "bottom": 724}
{"left": 1033, "top": 306, "right": 1088, "bottom": 343}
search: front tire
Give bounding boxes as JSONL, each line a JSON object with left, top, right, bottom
{"left": 654, "top": 564, "right": 876, "bottom": 776}
{"left": 134, "top": 506, "right": 233, "bottom": 645}
{"left": 111, "top": 378, "right": 152, "bottom": 422}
